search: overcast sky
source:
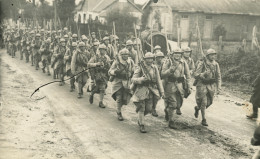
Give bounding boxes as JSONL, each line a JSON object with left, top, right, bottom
{"left": 35, "top": 0, "right": 148, "bottom": 5}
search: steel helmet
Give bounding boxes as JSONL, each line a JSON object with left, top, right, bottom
{"left": 156, "top": 51, "right": 164, "bottom": 57}
{"left": 173, "top": 47, "right": 183, "bottom": 53}
{"left": 154, "top": 45, "right": 161, "bottom": 50}
{"left": 64, "top": 27, "right": 68, "bottom": 31}
{"left": 64, "top": 34, "right": 69, "bottom": 38}
{"left": 91, "top": 32, "right": 96, "bottom": 35}
{"left": 119, "top": 48, "right": 129, "bottom": 55}
{"left": 72, "top": 42, "right": 77, "bottom": 47}
{"left": 133, "top": 38, "right": 141, "bottom": 45}
{"left": 41, "top": 29, "right": 44, "bottom": 32}
{"left": 144, "top": 52, "right": 154, "bottom": 59}
{"left": 55, "top": 35, "right": 60, "bottom": 39}
{"left": 46, "top": 38, "right": 51, "bottom": 43}
{"left": 58, "top": 30, "right": 61, "bottom": 33}
{"left": 36, "top": 33, "right": 41, "bottom": 37}
{"left": 99, "top": 44, "right": 107, "bottom": 50}
{"left": 182, "top": 46, "right": 192, "bottom": 52}
{"left": 206, "top": 48, "right": 217, "bottom": 56}
{"left": 126, "top": 40, "right": 133, "bottom": 46}
{"left": 30, "top": 31, "right": 34, "bottom": 34}
{"left": 82, "top": 36, "right": 88, "bottom": 40}
{"left": 103, "top": 36, "right": 109, "bottom": 41}
{"left": 114, "top": 35, "right": 119, "bottom": 40}
{"left": 72, "top": 34, "right": 77, "bottom": 38}
{"left": 60, "top": 38, "right": 65, "bottom": 42}
{"left": 93, "top": 41, "right": 99, "bottom": 46}
{"left": 78, "top": 42, "right": 85, "bottom": 47}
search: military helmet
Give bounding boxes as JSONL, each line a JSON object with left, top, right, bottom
{"left": 91, "top": 32, "right": 96, "bottom": 35}
{"left": 46, "top": 38, "right": 51, "bottom": 43}
{"left": 55, "top": 35, "right": 60, "bottom": 39}
{"left": 64, "top": 27, "right": 68, "bottom": 31}
{"left": 144, "top": 52, "right": 154, "bottom": 59}
{"left": 72, "top": 42, "right": 77, "bottom": 47}
{"left": 93, "top": 41, "right": 99, "bottom": 46}
{"left": 60, "top": 38, "right": 65, "bottom": 42}
{"left": 126, "top": 40, "right": 133, "bottom": 46}
{"left": 114, "top": 35, "right": 119, "bottom": 40}
{"left": 78, "top": 42, "right": 85, "bottom": 47}
{"left": 99, "top": 44, "right": 107, "bottom": 50}
{"left": 58, "top": 30, "right": 61, "bottom": 33}
{"left": 154, "top": 45, "right": 161, "bottom": 50}
{"left": 72, "top": 34, "right": 77, "bottom": 38}
{"left": 103, "top": 36, "right": 109, "bottom": 41}
{"left": 41, "top": 29, "right": 44, "bottom": 32}
{"left": 30, "top": 31, "right": 34, "bottom": 34}
{"left": 133, "top": 38, "right": 141, "bottom": 45}
{"left": 156, "top": 51, "right": 164, "bottom": 57}
{"left": 64, "top": 34, "right": 69, "bottom": 38}
{"left": 119, "top": 48, "right": 129, "bottom": 55}
{"left": 206, "top": 48, "right": 217, "bottom": 56}
{"left": 82, "top": 36, "right": 88, "bottom": 40}
{"left": 173, "top": 47, "right": 183, "bottom": 54}
{"left": 36, "top": 33, "right": 41, "bottom": 37}
{"left": 182, "top": 46, "right": 192, "bottom": 52}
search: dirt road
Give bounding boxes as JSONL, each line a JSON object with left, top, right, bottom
{"left": 0, "top": 49, "right": 258, "bottom": 159}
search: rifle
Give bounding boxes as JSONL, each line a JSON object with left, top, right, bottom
{"left": 109, "top": 21, "right": 119, "bottom": 82}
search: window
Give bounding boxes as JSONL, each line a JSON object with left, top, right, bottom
{"left": 206, "top": 15, "right": 213, "bottom": 20}
{"left": 181, "top": 15, "right": 189, "bottom": 19}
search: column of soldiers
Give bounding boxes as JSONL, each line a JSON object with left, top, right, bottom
{"left": 2, "top": 25, "right": 222, "bottom": 133}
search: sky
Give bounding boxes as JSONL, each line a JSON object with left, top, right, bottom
{"left": 34, "top": 0, "right": 149, "bottom": 5}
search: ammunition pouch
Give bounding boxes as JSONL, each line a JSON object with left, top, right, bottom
{"left": 168, "top": 76, "right": 184, "bottom": 83}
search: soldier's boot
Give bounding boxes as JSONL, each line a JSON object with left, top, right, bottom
{"left": 89, "top": 93, "right": 94, "bottom": 104}
{"left": 117, "top": 112, "right": 124, "bottom": 121}
{"left": 53, "top": 70, "right": 56, "bottom": 79}
{"left": 176, "top": 109, "right": 182, "bottom": 115}
{"left": 77, "top": 93, "right": 82, "bottom": 99}
{"left": 247, "top": 104, "right": 258, "bottom": 119}
{"left": 201, "top": 119, "right": 208, "bottom": 126}
{"left": 168, "top": 108, "right": 177, "bottom": 129}
{"left": 138, "top": 112, "right": 147, "bottom": 133}
{"left": 99, "top": 101, "right": 106, "bottom": 108}
{"left": 164, "top": 108, "right": 169, "bottom": 121}
{"left": 194, "top": 106, "right": 200, "bottom": 118}
{"left": 152, "top": 109, "right": 158, "bottom": 117}
{"left": 77, "top": 83, "right": 83, "bottom": 98}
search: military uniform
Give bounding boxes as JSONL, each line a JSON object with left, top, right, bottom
{"left": 132, "top": 52, "right": 164, "bottom": 133}
{"left": 108, "top": 48, "right": 135, "bottom": 120}
{"left": 194, "top": 49, "right": 221, "bottom": 126}
{"left": 103, "top": 36, "right": 115, "bottom": 60}
{"left": 32, "top": 34, "right": 42, "bottom": 70}
{"left": 39, "top": 39, "right": 51, "bottom": 75}
{"left": 182, "top": 47, "right": 195, "bottom": 75}
{"left": 247, "top": 74, "right": 260, "bottom": 118}
{"left": 71, "top": 42, "right": 89, "bottom": 98}
{"left": 161, "top": 48, "right": 191, "bottom": 129}
{"left": 88, "top": 44, "right": 111, "bottom": 108}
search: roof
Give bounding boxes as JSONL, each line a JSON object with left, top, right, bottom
{"left": 75, "top": 0, "right": 103, "bottom": 12}
{"left": 143, "top": 0, "right": 260, "bottom": 16}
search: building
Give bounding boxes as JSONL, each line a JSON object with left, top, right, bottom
{"left": 142, "top": 0, "right": 260, "bottom": 41}
{"left": 74, "top": 0, "right": 143, "bottom": 25}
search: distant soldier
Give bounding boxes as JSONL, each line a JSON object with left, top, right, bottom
{"left": 182, "top": 47, "right": 195, "bottom": 75}
{"left": 53, "top": 38, "right": 67, "bottom": 86}
{"left": 32, "top": 33, "right": 42, "bottom": 70}
{"left": 103, "top": 36, "right": 115, "bottom": 60}
{"left": 126, "top": 40, "right": 137, "bottom": 64}
{"left": 64, "top": 34, "right": 69, "bottom": 47}
{"left": 108, "top": 48, "right": 135, "bottom": 121}
{"left": 71, "top": 42, "right": 89, "bottom": 98}
{"left": 111, "top": 35, "right": 120, "bottom": 54}
{"left": 82, "top": 35, "right": 91, "bottom": 51}
{"left": 39, "top": 38, "right": 51, "bottom": 75}
{"left": 153, "top": 45, "right": 161, "bottom": 54}
{"left": 161, "top": 48, "right": 192, "bottom": 129}
{"left": 20, "top": 32, "right": 27, "bottom": 60}
{"left": 64, "top": 42, "right": 77, "bottom": 92}
{"left": 24, "top": 36, "right": 31, "bottom": 63}
{"left": 88, "top": 44, "right": 111, "bottom": 108}
{"left": 89, "top": 41, "right": 100, "bottom": 58}
{"left": 151, "top": 51, "right": 165, "bottom": 117}
{"left": 247, "top": 74, "right": 260, "bottom": 119}
{"left": 90, "top": 32, "right": 98, "bottom": 45}
{"left": 193, "top": 49, "right": 221, "bottom": 126}
{"left": 131, "top": 52, "right": 164, "bottom": 133}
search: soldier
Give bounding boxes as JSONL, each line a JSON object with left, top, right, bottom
{"left": 111, "top": 35, "right": 120, "bottom": 53}
{"left": 9, "top": 30, "right": 16, "bottom": 58}
{"left": 32, "top": 33, "right": 42, "bottom": 70}
{"left": 151, "top": 51, "right": 165, "bottom": 117}
{"left": 182, "top": 46, "right": 195, "bottom": 75}
{"left": 131, "top": 52, "right": 164, "bottom": 133}
{"left": 82, "top": 35, "right": 91, "bottom": 51}
{"left": 193, "top": 48, "right": 221, "bottom": 126}
{"left": 126, "top": 40, "right": 137, "bottom": 64}
{"left": 64, "top": 34, "right": 69, "bottom": 47}
{"left": 53, "top": 38, "right": 67, "bottom": 86}
{"left": 50, "top": 35, "right": 60, "bottom": 79}
{"left": 64, "top": 42, "right": 77, "bottom": 92}
{"left": 88, "top": 44, "right": 111, "bottom": 108}
{"left": 161, "top": 48, "right": 192, "bottom": 129}
{"left": 24, "top": 36, "right": 31, "bottom": 63}
{"left": 71, "top": 42, "right": 89, "bottom": 98}
{"left": 103, "top": 36, "right": 115, "bottom": 60}
{"left": 246, "top": 74, "right": 260, "bottom": 119}
{"left": 108, "top": 48, "right": 135, "bottom": 121}
{"left": 71, "top": 34, "right": 78, "bottom": 43}
{"left": 20, "top": 32, "right": 27, "bottom": 60}
{"left": 153, "top": 45, "right": 161, "bottom": 54}
{"left": 90, "top": 32, "right": 98, "bottom": 45}
{"left": 39, "top": 38, "right": 51, "bottom": 75}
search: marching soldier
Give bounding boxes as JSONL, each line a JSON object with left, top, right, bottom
{"left": 108, "top": 48, "right": 135, "bottom": 121}
{"left": 39, "top": 38, "right": 51, "bottom": 75}
{"left": 24, "top": 36, "right": 31, "bottom": 63}
{"left": 71, "top": 42, "right": 89, "bottom": 98}
{"left": 126, "top": 40, "right": 137, "bottom": 64}
{"left": 247, "top": 74, "right": 260, "bottom": 119}
{"left": 64, "top": 42, "right": 77, "bottom": 92}
{"left": 82, "top": 35, "right": 91, "bottom": 51}
{"left": 53, "top": 38, "right": 67, "bottom": 86}
{"left": 182, "top": 47, "right": 195, "bottom": 75}
{"left": 88, "top": 44, "right": 111, "bottom": 108}
{"left": 161, "top": 48, "right": 192, "bottom": 129}
{"left": 153, "top": 45, "right": 161, "bottom": 54}
{"left": 103, "top": 36, "right": 115, "bottom": 60}
{"left": 20, "top": 32, "right": 27, "bottom": 60}
{"left": 151, "top": 51, "right": 165, "bottom": 117}
{"left": 193, "top": 48, "right": 221, "bottom": 126}
{"left": 90, "top": 32, "right": 98, "bottom": 45}
{"left": 50, "top": 35, "right": 60, "bottom": 79}
{"left": 32, "top": 33, "right": 42, "bottom": 70}
{"left": 131, "top": 52, "right": 164, "bottom": 133}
